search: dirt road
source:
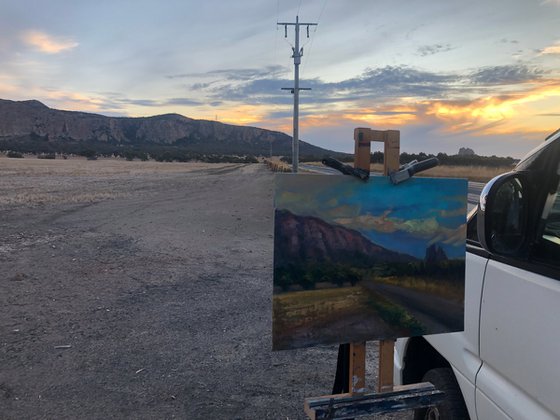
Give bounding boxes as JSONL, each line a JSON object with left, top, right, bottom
{"left": 0, "top": 161, "right": 410, "bottom": 419}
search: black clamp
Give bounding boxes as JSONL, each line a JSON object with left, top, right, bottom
{"left": 322, "top": 157, "right": 369, "bottom": 181}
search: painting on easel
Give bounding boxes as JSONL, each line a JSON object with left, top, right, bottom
{"left": 273, "top": 174, "right": 467, "bottom": 351}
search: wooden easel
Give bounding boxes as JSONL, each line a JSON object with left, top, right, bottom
{"left": 304, "top": 128, "right": 444, "bottom": 419}
{"left": 352, "top": 127, "right": 401, "bottom": 395}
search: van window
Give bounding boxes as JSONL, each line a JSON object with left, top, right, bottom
{"left": 533, "top": 181, "right": 560, "bottom": 267}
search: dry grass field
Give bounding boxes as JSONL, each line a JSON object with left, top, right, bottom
{"left": 369, "top": 163, "right": 512, "bottom": 182}
{"left": 0, "top": 156, "right": 235, "bottom": 208}
{"left": 1, "top": 156, "right": 411, "bottom": 419}
{"left": 301, "top": 160, "right": 511, "bottom": 182}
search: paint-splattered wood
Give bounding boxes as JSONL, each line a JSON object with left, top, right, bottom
{"left": 349, "top": 342, "right": 366, "bottom": 394}
{"left": 377, "top": 339, "right": 395, "bottom": 393}
{"left": 304, "top": 382, "right": 445, "bottom": 420}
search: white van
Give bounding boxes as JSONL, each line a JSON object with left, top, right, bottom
{"left": 394, "top": 131, "right": 560, "bottom": 419}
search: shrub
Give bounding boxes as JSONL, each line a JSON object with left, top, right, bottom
{"left": 79, "top": 149, "right": 97, "bottom": 159}
{"left": 7, "top": 151, "right": 23, "bottom": 158}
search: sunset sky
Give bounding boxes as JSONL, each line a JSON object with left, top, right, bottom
{"left": 1, "top": 0, "right": 559, "bottom": 157}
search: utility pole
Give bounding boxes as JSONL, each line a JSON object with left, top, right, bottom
{"left": 278, "top": 16, "right": 317, "bottom": 173}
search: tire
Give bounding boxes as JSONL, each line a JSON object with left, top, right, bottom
{"left": 413, "top": 368, "right": 469, "bottom": 420}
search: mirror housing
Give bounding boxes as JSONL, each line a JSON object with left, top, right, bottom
{"left": 477, "top": 172, "right": 529, "bottom": 255}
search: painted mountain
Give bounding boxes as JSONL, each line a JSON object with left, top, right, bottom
{"left": 275, "top": 209, "right": 416, "bottom": 271}
{"left": 0, "top": 98, "right": 344, "bottom": 158}
{"left": 272, "top": 174, "right": 467, "bottom": 350}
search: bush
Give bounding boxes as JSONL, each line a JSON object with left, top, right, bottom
{"left": 79, "top": 149, "right": 97, "bottom": 159}
{"left": 37, "top": 153, "right": 56, "bottom": 159}
{"left": 6, "top": 151, "right": 23, "bottom": 158}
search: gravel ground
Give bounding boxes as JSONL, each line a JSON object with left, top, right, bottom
{"left": 0, "top": 159, "right": 411, "bottom": 419}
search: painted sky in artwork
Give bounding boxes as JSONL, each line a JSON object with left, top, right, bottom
{"left": 275, "top": 174, "right": 467, "bottom": 259}
{"left": 1, "top": 0, "right": 559, "bottom": 156}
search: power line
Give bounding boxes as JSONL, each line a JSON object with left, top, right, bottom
{"left": 271, "top": 0, "right": 281, "bottom": 158}
{"left": 301, "top": 0, "right": 327, "bottom": 76}
{"left": 277, "top": 15, "right": 318, "bottom": 173}
{"left": 297, "top": 0, "right": 303, "bottom": 16}
{"left": 273, "top": 0, "right": 281, "bottom": 70}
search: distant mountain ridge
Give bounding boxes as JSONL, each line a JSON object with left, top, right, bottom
{"left": 0, "top": 98, "right": 340, "bottom": 157}
{"left": 274, "top": 209, "right": 417, "bottom": 268}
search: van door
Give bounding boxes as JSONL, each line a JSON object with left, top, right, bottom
{"left": 476, "top": 156, "right": 560, "bottom": 418}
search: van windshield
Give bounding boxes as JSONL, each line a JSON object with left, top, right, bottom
{"left": 516, "top": 135, "right": 559, "bottom": 171}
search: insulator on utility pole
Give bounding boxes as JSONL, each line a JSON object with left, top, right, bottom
{"left": 277, "top": 16, "right": 318, "bottom": 173}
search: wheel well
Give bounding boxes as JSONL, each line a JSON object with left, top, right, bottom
{"left": 402, "top": 337, "right": 451, "bottom": 384}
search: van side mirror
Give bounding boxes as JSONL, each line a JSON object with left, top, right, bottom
{"left": 477, "top": 172, "right": 528, "bottom": 255}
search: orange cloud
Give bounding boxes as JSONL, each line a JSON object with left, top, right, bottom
{"left": 259, "top": 83, "right": 558, "bottom": 140}
{"left": 541, "top": 43, "right": 560, "bottom": 55}
{"left": 22, "top": 30, "right": 78, "bottom": 54}
{"left": 0, "top": 76, "right": 18, "bottom": 96}
{"left": 213, "top": 104, "right": 268, "bottom": 126}
{"left": 25, "top": 89, "right": 118, "bottom": 114}
{"left": 424, "top": 82, "right": 560, "bottom": 136}
{"left": 259, "top": 115, "right": 292, "bottom": 133}
{"left": 426, "top": 97, "right": 516, "bottom": 129}
{"left": 0, "top": 81, "right": 113, "bottom": 114}
{"left": 340, "top": 106, "right": 418, "bottom": 127}
{"left": 267, "top": 77, "right": 560, "bottom": 141}
{"left": 281, "top": 105, "right": 419, "bottom": 131}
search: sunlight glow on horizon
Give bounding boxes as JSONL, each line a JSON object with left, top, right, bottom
{"left": 2, "top": 0, "right": 559, "bottom": 157}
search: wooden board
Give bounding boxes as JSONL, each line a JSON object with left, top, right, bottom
{"left": 304, "top": 382, "right": 445, "bottom": 420}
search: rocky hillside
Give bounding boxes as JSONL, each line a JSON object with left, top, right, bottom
{"left": 0, "top": 99, "right": 338, "bottom": 157}
{"left": 274, "top": 209, "right": 416, "bottom": 268}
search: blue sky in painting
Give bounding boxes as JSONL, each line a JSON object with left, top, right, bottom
{"left": 275, "top": 174, "right": 467, "bottom": 259}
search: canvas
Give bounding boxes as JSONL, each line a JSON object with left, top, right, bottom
{"left": 273, "top": 174, "right": 468, "bottom": 351}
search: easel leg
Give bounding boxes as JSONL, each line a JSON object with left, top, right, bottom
{"left": 332, "top": 344, "right": 350, "bottom": 394}
{"left": 349, "top": 342, "right": 366, "bottom": 394}
{"left": 378, "top": 339, "right": 395, "bottom": 393}
{"left": 333, "top": 342, "right": 366, "bottom": 394}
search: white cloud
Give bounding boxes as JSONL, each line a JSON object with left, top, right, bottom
{"left": 541, "top": 41, "right": 560, "bottom": 55}
{"left": 335, "top": 211, "right": 466, "bottom": 246}
{"left": 21, "top": 30, "right": 78, "bottom": 54}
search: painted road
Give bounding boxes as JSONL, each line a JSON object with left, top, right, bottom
{"left": 364, "top": 282, "right": 464, "bottom": 334}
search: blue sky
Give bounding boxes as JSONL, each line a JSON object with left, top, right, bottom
{"left": 1, "top": 0, "right": 559, "bottom": 157}
{"left": 275, "top": 174, "right": 467, "bottom": 258}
